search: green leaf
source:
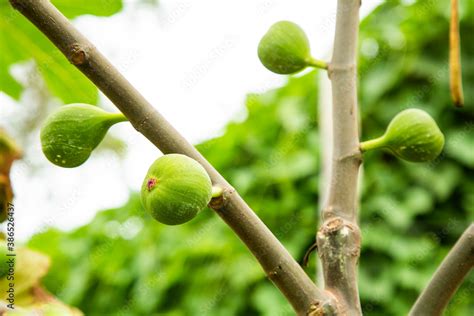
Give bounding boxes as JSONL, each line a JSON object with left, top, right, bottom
{"left": 0, "top": 0, "right": 123, "bottom": 103}
{"left": 52, "top": 0, "right": 123, "bottom": 19}
{"left": 445, "top": 129, "right": 474, "bottom": 167}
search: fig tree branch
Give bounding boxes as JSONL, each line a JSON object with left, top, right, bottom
{"left": 317, "top": 0, "right": 362, "bottom": 314}
{"left": 409, "top": 224, "right": 474, "bottom": 316}
{"left": 9, "top": 0, "right": 337, "bottom": 314}
{"left": 316, "top": 69, "right": 333, "bottom": 288}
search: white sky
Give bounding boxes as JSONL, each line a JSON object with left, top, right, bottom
{"left": 0, "top": 0, "right": 382, "bottom": 241}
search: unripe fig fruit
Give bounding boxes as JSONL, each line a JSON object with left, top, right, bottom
{"left": 258, "top": 21, "right": 315, "bottom": 74}
{"left": 360, "top": 109, "right": 444, "bottom": 162}
{"left": 141, "top": 154, "right": 212, "bottom": 225}
{"left": 40, "top": 104, "right": 127, "bottom": 168}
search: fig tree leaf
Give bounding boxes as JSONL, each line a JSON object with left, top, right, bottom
{"left": 0, "top": 67, "right": 22, "bottom": 99}
{"left": 53, "top": 0, "right": 123, "bottom": 19}
{"left": 0, "top": 0, "right": 123, "bottom": 103}
{"left": 0, "top": 241, "right": 50, "bottom": 296}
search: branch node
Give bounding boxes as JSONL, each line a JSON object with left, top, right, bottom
{"left": 327, "top": 62, "right": 356, "bottom": 78}
{"left": 317, "top": 218, "right": 361, "bottom": 313}
{"left": 68, "top": 43, "right": 89, "bottom": 65}
{"left": 209, "top": 186, "right": 235, "bottom": 210}
{"left": 209, "top": 193, "right": 224, "bottom": 210}
{"left": 318, "top": 219, "right": 361, "bottom": 261}
{"left": 267, "top": 264, "right": 283, "bottom": 280}
{"left": 306, "top": 299, "right": 339, "bottom": 316}
{"left": 307, "top": 302, "right": 323, "bottom": 316}
{"left": 135, "top": 114, "right": 152, "bottom": 133}
{"left": 322, "top": 217, "right": 344, "bottom": 234}
{"left": 337, "top": 148, "right": 362, "bottom": 163}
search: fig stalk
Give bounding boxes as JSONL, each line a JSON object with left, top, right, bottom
{"left": 108, "top": 113, "right": 128, "bottom": 124}
{"left": 359, "top": 136, "right": 386, "bottom": 152}
{"left": 306, "top": 57, "right": 328, "bottom": 70}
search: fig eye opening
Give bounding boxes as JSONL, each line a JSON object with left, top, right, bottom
{"left": 147, "top": 178, "right": 157, "bottom": 191}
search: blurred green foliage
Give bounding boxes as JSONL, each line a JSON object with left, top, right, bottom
{"left": 0, "top": 0, "right": 122, "bottom": 103}
{"left": 26, "top": 0, "right": 473, "bottom": 315}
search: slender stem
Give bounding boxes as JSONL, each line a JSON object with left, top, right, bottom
{"left": 409, "top": 224, "right": 474, "bottom": 316}
{"left": 107, "top": 113, "right": 128, "bottom": 125}
{"left": 317, "top": 0, "right": 362, "bottom": 314}
{"left": 307, "top": 57, "right": 329, "bottom": 70}
{"left": 449, "top": 0, "right": 464, "bottom": 107}
{"left": 359, "top": 135, "right": 386, "bottom": 152}
{"left": 9, "top": 0, "right": 337, "bottom": 313}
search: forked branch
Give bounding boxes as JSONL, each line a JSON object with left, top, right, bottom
{"left": 9, "top": 0, "right": 337, "bottom": 314}
{"left": 409, "top": 224, "right": 474, "bottom": 316}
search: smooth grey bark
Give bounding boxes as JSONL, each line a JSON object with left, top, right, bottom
{"left": 317, "top": 0, "right": 363, "bottom": 314}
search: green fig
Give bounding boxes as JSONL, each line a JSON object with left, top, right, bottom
{"left": 360, "top": 108, "right": 444, "bottom": 162}
{"left": 141, "top": 154, "right": 212, "bottom": 225}
{"left": 40, "top": 104, "right": 127, "bottom": 168}
{"left": 258, "top": 21, "right": 325, "bottom": 74}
